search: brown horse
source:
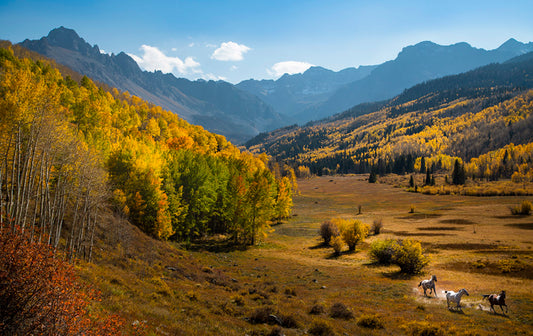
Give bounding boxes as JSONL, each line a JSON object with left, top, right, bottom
{"left": 482, "top": 290, "right": 508, "bottom": 314}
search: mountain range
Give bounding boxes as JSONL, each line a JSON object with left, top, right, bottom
{"left": 245, "top": 51, "right": 533, "bottom": 176}
{"left": 17, "top": 27, "right": 533, "bottom": 142}
{"left": 236, "top": 65, "right": 376, "bottom": 119}
{"left": 19, "top": 27, "right": 285, "bottom": 143}
{"left": 238, "top": 39, "right": 533, "bottom": 124}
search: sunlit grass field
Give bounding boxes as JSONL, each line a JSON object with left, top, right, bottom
{"left": 83, "top": 175, "right": 533, "bottom": 335}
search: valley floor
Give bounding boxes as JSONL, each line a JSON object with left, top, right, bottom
{"left": 85, "top": 175, "right": 533, "bottom": 335}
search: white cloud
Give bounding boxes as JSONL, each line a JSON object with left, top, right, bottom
{"left": 203, "top": 73, "right": 227, "bottom": 81}
{"left": 230, "top": 65, "right": 238, "bottom": 71}
{"left": 128, "top": 45, "right": 201, "bottom": 75}
{"left": 171, "top": 47, "right": 177, "bottom": 52}
{"left": 211, "top": 41, "right": 251, "bottom": 61}
{"left": 188, "top": 43, "right": 195, "bottom": 48}
{"left": 267, "top": 61, "right": 314, "bottom": 78}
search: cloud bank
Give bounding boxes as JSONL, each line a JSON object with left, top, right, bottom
{"left": 267, "top": 61, "right": 314, "bottom": 78}
{"left": 128, "top": 45, "right": 201, "bottom": 75}
{"left": 211, "top": 41, "right": 251, "bottom": 61}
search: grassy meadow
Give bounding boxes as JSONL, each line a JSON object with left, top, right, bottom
{"left": 84, "top": 175, "right": 533, "bottom": 335}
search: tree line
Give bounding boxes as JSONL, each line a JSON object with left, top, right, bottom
{"left": 0, "top": 46, "right": 294, "bottom": 258}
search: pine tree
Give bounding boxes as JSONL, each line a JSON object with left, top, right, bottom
{"left": 452, "top": 159, "right": 466, "bottom": 185}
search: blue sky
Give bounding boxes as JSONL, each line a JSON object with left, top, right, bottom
{"left": 1, "top": 0, "right": 532, "bottom": 83}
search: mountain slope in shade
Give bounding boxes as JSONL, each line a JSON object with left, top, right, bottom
{"left": 236, "top": 65, "right": 376, "bottom": 118}
{"left": 19, "top": 27, "right": 285, "bottom": 143}
{"left": 295, "top": 39, "right": 533, "bottom": 123}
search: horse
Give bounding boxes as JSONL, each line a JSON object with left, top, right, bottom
{"left": 418, "top": 275, "right": 437, "bottom": 297}
{"left": 482, "top": 290, "right": 508, "bottom": 314}
{"left": 444, "top": 288, "right": 469, "bottom": 310}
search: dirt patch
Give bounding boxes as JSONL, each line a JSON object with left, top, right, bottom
{"left": 439, "top": 219, "right": 475, "bottom": 225}
{"left": 417, "top": 227, "right": 464, "bottom": 231}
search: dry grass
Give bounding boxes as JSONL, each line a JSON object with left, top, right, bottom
{"left": 79, "top": 175, "right": 533, "bottom": 335}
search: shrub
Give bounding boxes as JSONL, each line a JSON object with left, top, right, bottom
{"left": 268, "top": 326, "right": 283, "bottom": 336}
{"left": 372, "top": 218, "right": 383, "bottom": 235}
{"left": 511, "top": 200, "right": 532, "bottom": 215}
{"left": 279, "top": 313, "right": 299, "bottom": 328}
{"left": 309, "top": 320, "right": 335, "bottom": 336}
{"left": 284, "top": 287, "right": 297, "bottom": 296}
{"left": 404, "top": 321, "right": 445, "bottom": 336}
{"left": 392, "top": 239, "right": 429, "bottom": 274}
{"left": 231, "top": 294, "right": 245, "bottom": 306}
{"left": 338, "top": 219, "right": 369, "bottom": 251}
{"left": 0, "top": 227, "right": 123, "bottom": 335}
{"left": 309, "top": 304, "right": 326, "bottom": 315}
{"left": 368, "top": 171, "right": 377, "bottom": 183}
{"left": 329, "top": 302, "right": 353, "bottom": 319}
{"left": 319, "top": 220, "right": 339, "bottom": 245}
{"left": 356, "top": 314, "right": 384, "bottom": 329}
{"left": 249, "top": 306, "right": 275, "bottom": 324}
{"left": 369, "top": 239, "right": 398, "bottom": 265}
{"left": 186, "top": 290, "right": 198, "bottom": 301}
{"left": 331, "top": 235, "right": 344, "bottom": 255}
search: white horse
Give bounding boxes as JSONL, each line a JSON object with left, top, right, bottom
{"left": 418, "top": 275, "right": 437, "bottom": 297}
{"left": 444, "top": 289, "right": 469, "bottom": 310}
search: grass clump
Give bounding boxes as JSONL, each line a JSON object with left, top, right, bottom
{"left": 309, "top": 320, "right": 335, "bottom": 336}
{"left": 230, "top": 294, "right": 245, "bottom": 306}
{"left": 284, "top": 287, "right": 297, "bottom": 296}
{"left": 249, "top": 306, "right": 275, "bottom": 324}
{"left": 319, "top": 220, "right": 339, "bottom": 245}
{"left": 404, "top": 321, "right": 445, "bottom": 336}
{"left": 267, "top": 326, "right": 283, "bottom": 336}
{"left": 329, "top": 302, "right": 353, "bottom": 319}
{"left": 356, "top": 314, "right": 384, "bottom": 329}
{"left": 185, "top": 290, "right": 198, "bottom": 301}
{"left": 511, "top": 200, "right": 532, "bottom": 215}
{"left": 309, "top": 304, "right": 326, "bottom": 315}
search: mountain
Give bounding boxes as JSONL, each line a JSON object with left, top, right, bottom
{"left": 291, "top": 39, "right": 533, "bottom": 123}
{"left": 236, "top": 65, "right": 376, "bottom": 118}
{"left": 246, "top": 52, "right": 533, "bottom": 176}
{"left": 19, "top": 27, "right": 285, "bottom": 143}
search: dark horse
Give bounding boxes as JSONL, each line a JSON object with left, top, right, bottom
{"left": 482, "top": 290, "right": 508, "bottom": 314}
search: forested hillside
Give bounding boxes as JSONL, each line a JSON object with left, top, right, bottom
{"left": 0, "top": 45, "right": 294, "bottom": 260}
{"left": 247, "top": 53, "right": 533, "bottom": 184}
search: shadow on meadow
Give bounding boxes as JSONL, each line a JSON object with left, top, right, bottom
{"left": 505, "top": 222, "right": 533, "bottom": 230}
{"left": 186, "top": 238, "right": 249, "bottom": 253}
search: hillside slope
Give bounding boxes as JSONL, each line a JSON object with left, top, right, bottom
{"left": 247, "top": 53, "right": 533, "bottom": 180}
